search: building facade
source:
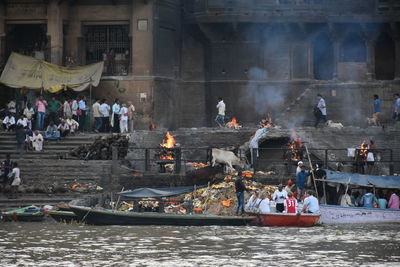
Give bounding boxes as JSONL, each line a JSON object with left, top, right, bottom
{"left": 1, "top": 0, "right": 400, "bottom": 128}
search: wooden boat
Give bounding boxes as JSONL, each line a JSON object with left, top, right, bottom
{"left": 319, "top": 205, "right": 400, "bottom": 224}
{"left": 247, "top": 212, "right": 320, "bottom": 227}
{"left": 47, "top": 210, "right": 80, "bottom": 223}
{"left": 2, "top": 206, "right": 45, "bottom": 222}
{"left": 69, "top": 205, "right": 254, "bottom": 226}
{"left": 315, "top": 170, "right": 400, "bottom": 224}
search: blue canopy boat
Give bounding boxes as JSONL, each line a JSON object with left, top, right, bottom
{"left": 317, "top": 170, "right": 400, "bottom": 224}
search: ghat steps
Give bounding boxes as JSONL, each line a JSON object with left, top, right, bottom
{"left": 0, "top": 132, "right": 112, "bottom": 210}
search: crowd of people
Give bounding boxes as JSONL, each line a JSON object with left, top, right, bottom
{"left": 234, "top": 171, "right": 320, "bottom": 215}
{"left": 291, "top": 161, "right": 400, "bottom": 210}
{"left": 0, "top": 95, "right": 136, "bottom": 154}
{"left": 234, "top": 158, "right": 400, "bottom": 216}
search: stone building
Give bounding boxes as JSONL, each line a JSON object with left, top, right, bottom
{"left": 1, "top": 0, "right": 400, "bottom": 128}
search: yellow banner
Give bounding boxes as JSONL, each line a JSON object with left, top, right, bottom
{"left": 0, "top": 53, "right": 104, "bottom": 93}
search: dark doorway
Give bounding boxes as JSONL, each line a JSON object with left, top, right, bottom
{"left": 340, "top": 33, "right": 366, "bottom": 62}
{"left": 313, "top": 33, "right": 334, "bottom": 80}
{"left": 5, "top": 24, "right": 48, "bottom": 60}
{"left": 375, "top": 33, "right": 395, "bottom": 80}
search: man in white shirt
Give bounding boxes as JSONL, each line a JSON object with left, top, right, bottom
{"left": 302, "top": 190, "right": 320, "bottom": 214}
{"left": 112, "top": 99, "right": 121, "bottom": 133}
{"left": 7, "top": 100, "right": 16, "bottom": 115}
{"left": 258, "top": 192, "right": 271, "bottom": 214}
{"left": 3, "top": 114, "right": 16, "bottom": 131}
{"left": 78, "top": 96, "right": 87, "bottom": 132}
{"left": 92, "top": 99, "right": 103, "bottom": 133}
{"left": 215, "top": 97, "right": 226, "bottom": 128}
{"left": 9, "top": 162, "right": 21, "bottom": 199}
{"left": 314, "top": 94, "right": 327, "bottom": 128}
{"left": 31, "top": 130, "right": 44, "bottom": 151}
{"left": 16, "top": 115, "right": 28, "bottom": 128}
{"left": 119, "top": 103, "right": 128, "bottom": 133}
{"left": 23, "top": 103, "right": 35, "bottom": 129}
{"left": 272, "top": 184, "right": 288, "bottom": 213}
{"left": 100, "top": 99, "right": 110, "bottom": 132}
{"left": 296, "top": 161, "right": 304, "bottom": 175}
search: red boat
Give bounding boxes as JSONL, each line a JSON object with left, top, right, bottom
{"left": 247, "top": 212, "right": 320, "bottom": 227}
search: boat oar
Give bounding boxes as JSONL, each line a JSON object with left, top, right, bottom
{"left": 304, "top": 144, "right": 319, "bottom": 199}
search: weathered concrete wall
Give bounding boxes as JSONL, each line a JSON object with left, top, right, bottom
{"left": 93, "top": 78, "right": 154, "bottom": 129}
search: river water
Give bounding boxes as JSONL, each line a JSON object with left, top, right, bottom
{"left": 0, "top": 220, "right": 399, "bottom": 267}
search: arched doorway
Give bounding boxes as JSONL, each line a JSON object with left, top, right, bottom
{"left": 375, "top": 33, "right": 395, "bottom": 80}
{"left": 341, "top": 33, "right": 366, "bottom": 62}
{"left": 313, "top": 33, "right": 334, "bottom": 80}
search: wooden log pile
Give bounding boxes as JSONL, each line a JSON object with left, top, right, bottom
{"left": 69, "top": 134, "right": 129, "bottom": 160}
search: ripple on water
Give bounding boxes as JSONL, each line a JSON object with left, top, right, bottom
{"left": 0, "top": 222, "right": 399, "bottom": 266}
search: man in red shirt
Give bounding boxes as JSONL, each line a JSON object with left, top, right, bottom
{"left": 285, "top": 192, "right": 298, "bottom": 213}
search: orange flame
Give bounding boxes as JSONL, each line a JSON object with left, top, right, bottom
{"left": 149, "top": 123, "right": 156, "bottom": 131}
{"left": 226, "top": 117, "right": 241, "bottom": 129}
{"left": 160, "top": 131, "right": 176, "bottom": 160}
{"left": 287, "top": 130, "right": 303, "bottom": 161}
{"left": 242, "top": 171, "right": 254, "bottom": 178}
{"left": 358, "top": 140, "right": 369, "bottom": 159}
{"left": 161, "top": 131, "right": 176, "bottom": 148}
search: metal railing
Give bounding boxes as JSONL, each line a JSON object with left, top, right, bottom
{"left": 115, "top": 146, "right": 400, "bottom": 175}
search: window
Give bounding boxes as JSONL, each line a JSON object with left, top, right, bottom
{"left": 85, "top": 25, "right": 130, "bottom": 75}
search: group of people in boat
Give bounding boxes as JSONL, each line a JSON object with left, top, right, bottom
{"left": 235, "top": 172, "right": 320, "bottom": 215}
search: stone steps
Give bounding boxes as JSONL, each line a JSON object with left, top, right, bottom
{"left": 0, "top": 133, "right": 114, "bottom": 209}
{"left": 0, "top": 194, "right": 84, "bottom": 210}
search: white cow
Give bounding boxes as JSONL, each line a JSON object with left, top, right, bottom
{"left": 326, "top": 120, "right": 344, "bottom": 129}
{"left": 211, "top": 148, "right": 245, "bottom": 173}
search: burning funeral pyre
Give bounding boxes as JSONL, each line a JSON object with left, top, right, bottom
{"left": 357, "top": 140, "right": 369, "bottom": 160}
{"left": 158, "top": 131, "right": 176, "bottom": 160}
{"left": 284, "top": 130, "right": 303, "bottom": 162}
{"left": 155, "top": 131, "right": 178, "bottom": 172}
{"left": 226, "top": 117, "right": 242, "bottom": 129}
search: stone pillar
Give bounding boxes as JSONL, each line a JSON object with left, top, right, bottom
{"left": 328, "top": 24, "right": 341, "bottom": 80}
{"left": 365, "top": 37, "right": 376, "bottom": 80}
{"left": 395, "top": 37, "right": 400, "bottom": 80}
{"left": 308, "top": 38, "right": 314, "bottom": 80}
{"left": 332, "top": 39, "right": 340, "bottom": 80}
{"left": 47, "top": 0, "right": 63, "bottom": 65}
{"left": 131, "top": 0, "right": 154, "bottom": 76}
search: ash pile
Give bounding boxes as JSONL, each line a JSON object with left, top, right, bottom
{"left": 70, "top": 134, "right": 129, "bottom": 160}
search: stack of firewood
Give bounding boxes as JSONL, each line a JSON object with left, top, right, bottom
{"left": 69, "top": 134, "right": 129, "bottom": 160}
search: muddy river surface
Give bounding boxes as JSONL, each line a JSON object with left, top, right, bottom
{"left": 0, "top": 221, "right": 399, "bottom": 266}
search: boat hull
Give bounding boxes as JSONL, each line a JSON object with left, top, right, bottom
{"left": 2, "top": 206, "right": 45, "bottom": 222}
{"left": 247, "top": 212, "right": 320, "bottom": 227}
{"left": 2, "top": 213, "right": 45, "bottom": 222}
{"left": 320, "top": 205, "right": 400, "bottom": 224}
{"left": 48, "top": 210, "right": 80, "bottom": 223}
{"left": 69, "top": 205, "right": 254, "bottom": 226}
